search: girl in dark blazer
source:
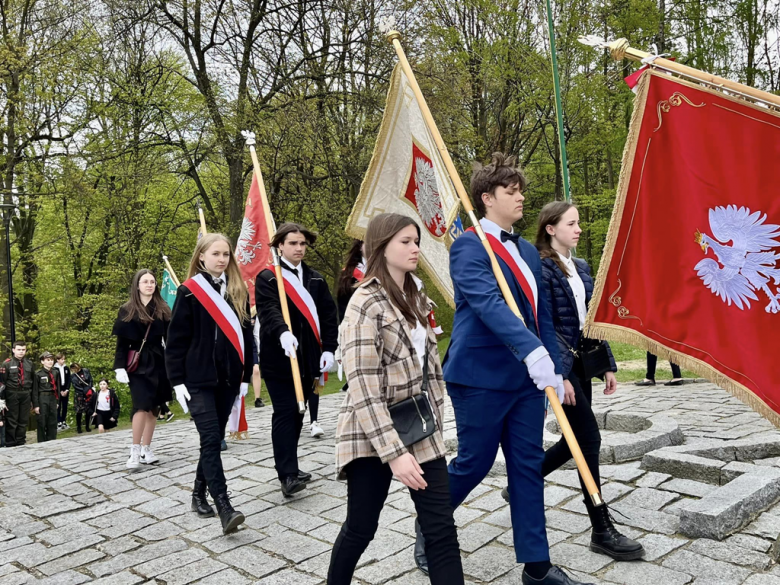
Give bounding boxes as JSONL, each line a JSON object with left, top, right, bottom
{"left": 166, "top": 233, "right": 253, "bottom": 535}
{"left": 113, "top": 269, "right": 172, "bottom": 470}
{"left": 70, "top": 363, "right": 95, "bottom": 433}
{"left": 531, "top": 201, "right": 643, "bottom": 561}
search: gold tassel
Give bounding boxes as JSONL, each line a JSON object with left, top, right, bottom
{"left": 228, "top": 431, "right": 250, "bottom": 440}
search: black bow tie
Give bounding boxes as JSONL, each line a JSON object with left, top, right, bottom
{"left": 500, "top": 231, "right": 521, "bottom": 245}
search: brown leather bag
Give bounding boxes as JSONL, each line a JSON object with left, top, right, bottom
{"left": 126, "top": 322, "right": 152, "bottom": 373}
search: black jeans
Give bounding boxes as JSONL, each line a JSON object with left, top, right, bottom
{"left": 542, "top": 358, "right": 602, "bottom": 512}
{"left": 328, "top": 456, "right": 464, "bottom": 585}
{"left": 646, "top": 352, "right": 681, "bottom": 380}
{"left": 189, "top": 385, "right": 236, "bottom": 498}
{"left": 57, "top": 393, "right": 69, "bottom": 424}
{"left": 309, "top": 391, "right": 319, "bottom": 424}
{"left": 265, "top": 376, "right": 314, "bottom": 481}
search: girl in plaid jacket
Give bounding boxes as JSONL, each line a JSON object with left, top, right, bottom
{"left": 328, "top": 213, "right": 464, "bottom": 585}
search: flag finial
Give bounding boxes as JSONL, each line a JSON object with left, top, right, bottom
{"left": 241, "top": 130, "right": 256, "bottom": 147}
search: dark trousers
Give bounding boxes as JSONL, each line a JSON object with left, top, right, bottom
{"left": 36, "top": 393, "right": 58, "bottom": 443}
{"left": 542, "top": 358, "right": 602, "bottom": 513}
{"left": 57, "top": 393, "right": 69, "bottom": 424}
{"left": 5, "top": 390, "right": 31, "bottom": 447}
{"left": 190, "top": 385, "right": 236, "bottom": 498}
{"left": 448, "top": 382, "right": 548, "bottom": 562}
{"left": 309, "top": 391, "right": 319, "bottom": 424}
{"left": 266, "top": 376, "right": 314, "bottom": 481}
{"left": 646, "top": 352, "right": 681, "bottom": 380}
{"left": 328, "top": 456, "right": 464, "bottom": 585}
{"left": 76, "top": 412, "right": 91, "bottom": 432}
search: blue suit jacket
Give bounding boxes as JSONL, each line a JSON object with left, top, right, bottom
{"left": 443, "top": 231, "right": 562, "bottom": 391}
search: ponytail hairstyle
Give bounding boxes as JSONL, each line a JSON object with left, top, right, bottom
{"left": 535, "top": 201, "right": 576, "bottom": 277}
{"left": 187, "top": 233, "right": 250, "bottom": 324}
{"left": 338, "top": 239, "right": 364, "bottom": 299}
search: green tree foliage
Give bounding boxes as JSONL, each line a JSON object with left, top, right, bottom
{"left": 1, "top": 0, "right": 777, "bottom": 380}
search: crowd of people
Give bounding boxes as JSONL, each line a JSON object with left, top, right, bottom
{"left": 0, "top": 346, "right": 128, "bottom": 446}
{"left": 0, "top": 152, "right": 655, "bottom": 585}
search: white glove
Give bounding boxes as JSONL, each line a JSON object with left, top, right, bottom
{"left": 280, "top": 331, "right": 299, "bottom": 357}
{"left": 174, "top": 384, "right": 191, "bottom": 414}
{"left": 527, "top": 354, "right": 558, "bottom": 393}
{"left": 555, "top": 374, "right": 565, "bottom": 405}
{"left": 115, "top": 368, "right": 129, "bottom": 384}
{"left": 320, "top": 351, "right": 334, "bottom": 372}
{"left": 240, "top": 383, "right": 249, "bottom": 398}
{"left": 337, "top": 360, "right": 343, "bottom": 381}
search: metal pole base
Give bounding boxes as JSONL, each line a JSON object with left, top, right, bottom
{"left": 297, "top": 401, "right": 306, "bottom": 414}
{"left": 590, "top": 492, "right": 604, "bottom": 507}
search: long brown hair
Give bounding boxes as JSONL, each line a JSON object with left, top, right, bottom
{"left": 186, "top": 233, "right": 250, "bottom": 324}
{"left": 364, "top": 214, "right": 427, "bottom": 326}
{"left": 338, "top": 239, "right": 364, "bottom": 299}
{"left": 121, "top": 269, "right": 172, "bottom": 323}
{"left": 536, "top": 201, "right": 576, "bottom": 277}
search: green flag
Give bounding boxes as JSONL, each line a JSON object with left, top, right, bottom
{"left": 161, "top": 268, "right": 178, "bottom": 308}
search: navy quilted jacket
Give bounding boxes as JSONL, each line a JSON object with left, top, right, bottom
{"left": 540, "top": 255, "right": 617, "bottom": 379}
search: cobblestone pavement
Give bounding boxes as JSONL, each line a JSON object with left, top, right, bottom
{"left": 3, "top": 382, "right": 780, "bottom": 584}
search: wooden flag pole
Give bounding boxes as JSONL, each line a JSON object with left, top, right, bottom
{"left": 162, "top": 255, "right": 181, "bottom": 287}
{"left": 198, "top": 206, "right": 208, "bottom": 235}
{"left": 242, "top": 131, "right": 306, "bottom": 413}
{"left": 580, "top": 36, "right": 780, "bottom": 109}
{"left": 386, "top": 29, "right": 603, "bottom": 506}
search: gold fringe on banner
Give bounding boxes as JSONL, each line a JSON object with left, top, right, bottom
{"left": 228, "top": 431, "right": 250, "bottom": 440}
{"left": 583, "top": 70, "right": 780, "bottom": 430}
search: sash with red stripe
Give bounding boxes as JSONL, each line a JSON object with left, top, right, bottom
{"left": 466, "top": 227, "right": 539, "bottom": 332}
{"left": 282, "top": 268, "right": 328, "bottom": 381}
{"left": 184, "top": 274, "right": 245, "bottom": 363}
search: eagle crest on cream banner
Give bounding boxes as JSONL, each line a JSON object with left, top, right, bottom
{"left": 346, "top": 64, "right": 460, "bottom": 305}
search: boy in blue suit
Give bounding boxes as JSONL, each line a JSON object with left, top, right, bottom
{"left": 414, "top": 154, "right": 592, "bottom": 585}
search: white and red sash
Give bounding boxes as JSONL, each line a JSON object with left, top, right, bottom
{"left": 184, "top": 273, "right": 245, "bottom": 363}
{"left": 282, "top": 268, "right": 321, "bottom": 346}
{"left": 466, "top": 227, "right": 539, "bottom": 332}
{"left": 282, "top": 266, "right": 329, "bottom": 383}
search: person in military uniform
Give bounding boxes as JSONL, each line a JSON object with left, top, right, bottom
{"left": 0, "top": 341, "right": 34, "bottom": 447}
{"left": 32, "top": 351, "right": 59, "bottom": 443}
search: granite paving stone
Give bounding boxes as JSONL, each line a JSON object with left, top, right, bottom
{"left": 1, "top": 383, "right": 780, "bottom": 585}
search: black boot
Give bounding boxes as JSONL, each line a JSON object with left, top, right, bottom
{"left": 587, "top": 502, "right": 644, "bottom": 561}
{"left": 214, "top": 492, "right": 245, "bottom": 535}
{"left": 414, "top": 519, "right": 429, "bottom": 575}
{"left": 281, "top": 475, "right": 306, "bottom": 497}
{"left": 191, "top": 480, "right": 215, "bottom": 518}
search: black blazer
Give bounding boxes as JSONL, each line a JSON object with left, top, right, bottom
{"left": 255, "top": 261, "right": 338, "bottom": 380}
{"left": 165, "top": 273, "right": 254, "bottom": 391}
{"left": 71, "top": 368, "right": 94, "bottom": 397}
{"left": 112, "top": 306, "right": 169, "bottom": 376}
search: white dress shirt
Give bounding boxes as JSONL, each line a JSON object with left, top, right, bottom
{"left": 480, "top": 218, "right": 537, "bottom": 310}
{"left": 557, "top": 251, "right": 587, "bottom": 330}
{"left": 97, "top": 390, "right": 111, "bottom": 411}
{"left": 410, "top": 320, "right": 427, "bottom": 368}
{"left": 479, "top": 218, "right": 547, "bottom": 366}
{"left": 282, "top": 259, "right": 303, "bottom": 284}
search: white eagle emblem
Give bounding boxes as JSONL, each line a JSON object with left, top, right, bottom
{"left": 413, "top": 156, "right": 447, "bottom": 237}
{"left": 694, "top": 205, "right": 780, "bottom": 313}
{"left": 236, "top": 217, "right": 262, "bottom": 266}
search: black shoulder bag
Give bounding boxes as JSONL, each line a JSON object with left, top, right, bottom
{"left": 387, "top": 343, "right": 437, "bottom": 447}
{"left": 557, "top": 332, "right": 612, "bottom": 380}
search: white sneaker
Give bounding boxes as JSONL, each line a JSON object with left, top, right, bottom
{"left": 140, "top": 445, "right": 159, "bottom": 464}
{"left": 310, "top": 422, "right": 325, "bottom": 438}
{"left": 126, "top": 445, "right": 141, "bottom": 470}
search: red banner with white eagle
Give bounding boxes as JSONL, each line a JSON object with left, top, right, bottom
{"left": 237, "top": 174, "right": 273, "bottom": 309}
{"left": 346, "top": 63, "right": 461, "bottom": 305}
{"left": 587, "top": 70, "right": 780, "bottom": 425}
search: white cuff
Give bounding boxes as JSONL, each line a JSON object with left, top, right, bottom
{"left": 523, "top": 346, "right": 549, "bottom": 367}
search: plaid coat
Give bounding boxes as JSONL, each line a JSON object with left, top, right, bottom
{"left": 335, "top": 278, "right": 447, "bottom": 479}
